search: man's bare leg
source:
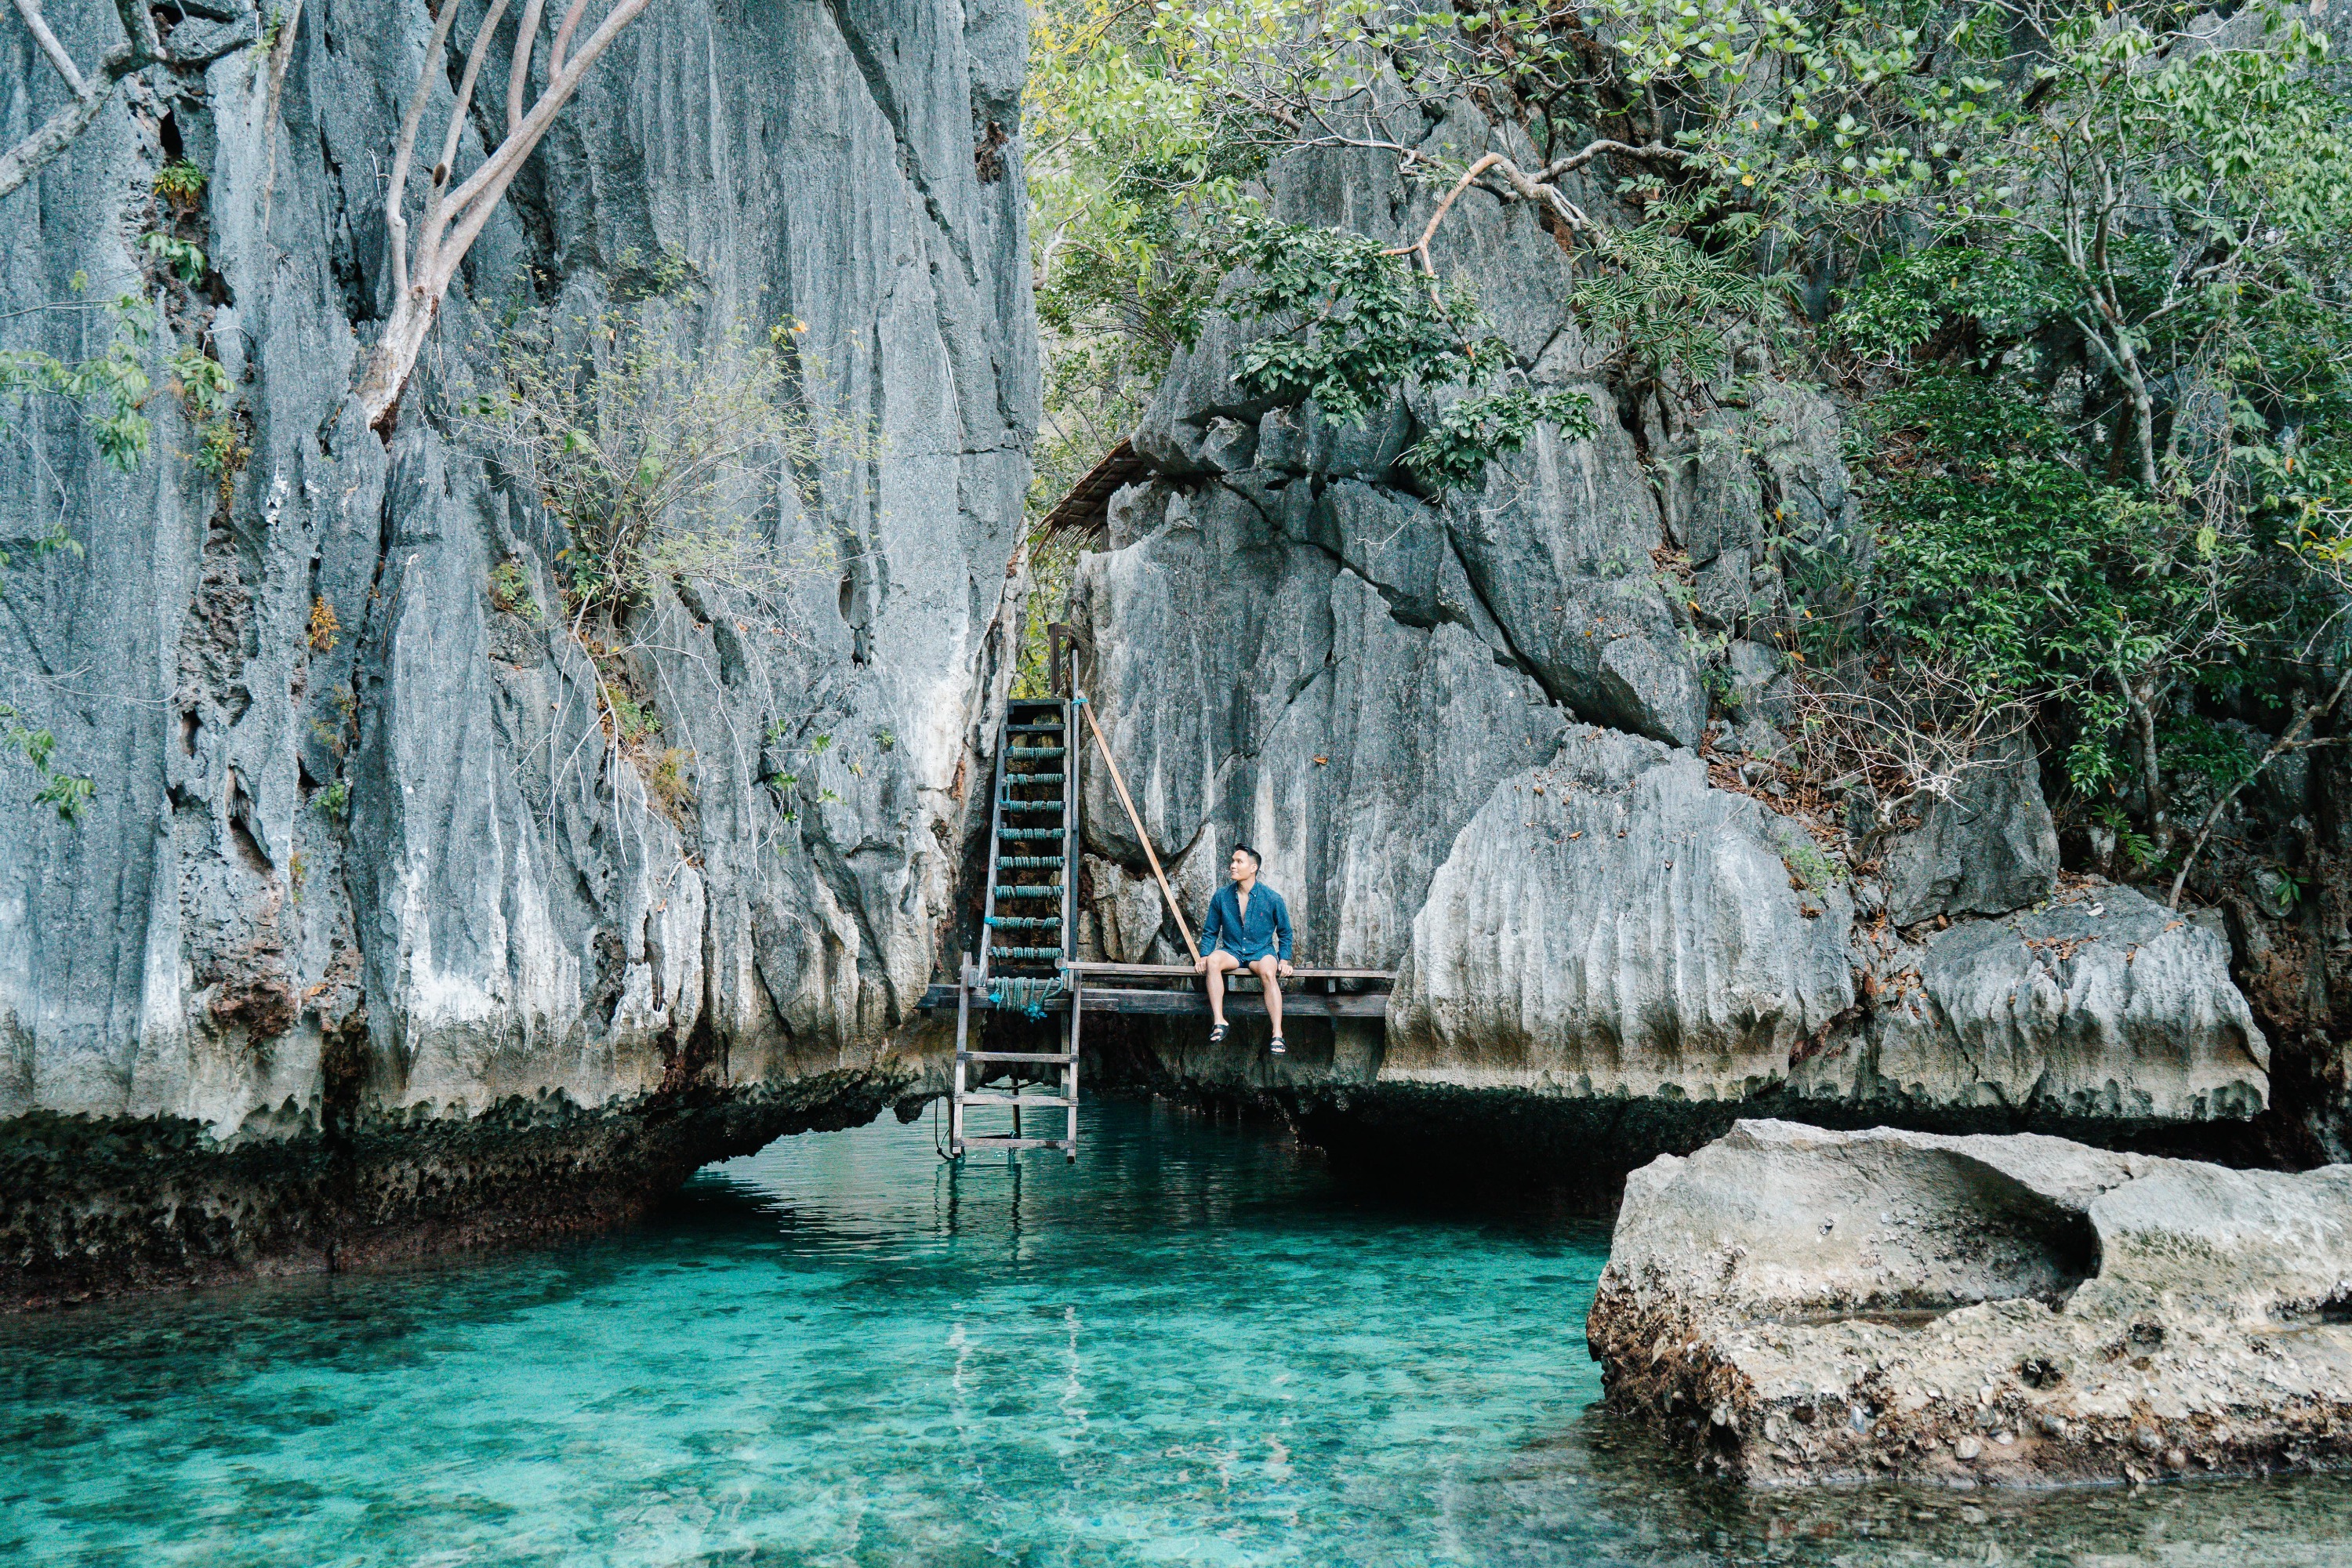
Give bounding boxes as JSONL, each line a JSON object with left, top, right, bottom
{"left": 1250, "top": 956, "right": 1283, "bottom": 1040}
{"left": 1203, "top": 950, "right": 1239, "bottom": 1027}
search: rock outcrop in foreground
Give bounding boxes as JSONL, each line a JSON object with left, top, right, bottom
{"left": 1588, "top": 1120, "right": 2352, "bottom": 1486}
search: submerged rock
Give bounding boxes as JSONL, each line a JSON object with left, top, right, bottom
{"left": 1588, "top": 1120, "right": 2352, "bottom": 1486}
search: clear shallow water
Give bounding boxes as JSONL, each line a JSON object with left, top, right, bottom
{"left": 2, "top": 1101, "right": 2348, "bottom": 1567}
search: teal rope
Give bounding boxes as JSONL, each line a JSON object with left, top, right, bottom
{"left": 986, "top": 975, "right": 1065, "bottom": 1019}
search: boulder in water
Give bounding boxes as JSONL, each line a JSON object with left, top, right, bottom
{"left": 1587, "top": 1119, "right": 2352, "bottom": 1485}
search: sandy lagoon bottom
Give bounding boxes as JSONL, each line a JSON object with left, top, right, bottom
{"left": 5, "top": 1098, "right": 2348, "bottom": 1566}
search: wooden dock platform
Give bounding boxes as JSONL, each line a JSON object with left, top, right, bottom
{"left": 919, "top": 962, "right": 1395, "bottom": 1019}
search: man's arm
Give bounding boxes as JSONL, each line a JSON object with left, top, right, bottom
{"left": 1196, "top": 888, "right": 1226, "bottom": 969}
{"left": 1274, "top": 890, "right": 1294, "bottom": 968}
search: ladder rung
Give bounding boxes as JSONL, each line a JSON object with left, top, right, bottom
{"left": 958, "top": 1093, "right": 1075, "bottom": 1107}
{"left": 987, "top": 915, "right": 1062, "bottom": 930}
{"left": 1000, "top": 800, "right": 1063, "bottom": 811}
{"left": 1006, "top": 724, "right": 1064, "bottom": 733}
{"left": 1007, "top": 746, "right": 1066, "bottom": 758}
{"left": 989, "top": 946, "right": 1063, "bottom": 960}
{"left": 1005, "top": 771, "right": 1065, "bottom": 785}
{"left": 956, "top": 1137, "right": 1073, "bottom": 1150}
{"left": 996, "top": 855, "right": 1063, "bottom": 868}
{"left": 993, "top": 885, "right": 1062, "bottom": 898}
{"left": 960, "top": 1050, "right": 1076, "bottom": 1062}
{"left": 998, "top": 826, "right": 1062, "bottom": 838}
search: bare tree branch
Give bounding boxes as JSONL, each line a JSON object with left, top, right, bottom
{"left": 357, "top": 0, "right": 653, "bottom": 437}
{"left": 12, "top": 0, "right": 89, "bottom": 96}
{"left": 0, "top": 0, "right": 257, "bottom": 201}
{"left": 2168, "top": 661, "right": 2352, "bottom": 909}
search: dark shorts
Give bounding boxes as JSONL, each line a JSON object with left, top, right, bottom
{"left": 1216, "top": 942, "right": 1278, "bottom": 964}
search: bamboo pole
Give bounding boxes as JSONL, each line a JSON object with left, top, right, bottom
{"left": 1076, "top": 695, "right": 1200, "bottom": 964}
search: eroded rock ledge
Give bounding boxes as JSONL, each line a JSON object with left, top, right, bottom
{"left": 1588, "top": 1120, "right": 2352, "bottom": 1486}
{"left": 0, "top": 1070, "right": 908, "bottom": 1309}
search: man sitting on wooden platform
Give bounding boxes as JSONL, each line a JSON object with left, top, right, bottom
{"left": 1196, "top": 844, "right": 1295, "bottom": 1054}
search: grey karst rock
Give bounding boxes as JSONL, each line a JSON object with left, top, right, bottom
{"left": 1794, "top": 882, "right": 2269, "bottom": 1122}
{"left": 1071, "top": 481, "right": 1561, "bottom": 973}
{"left": 1722, "top": 639, "right": 1793, "bottom": 724}
{"left": 2, "top": 0, "right": 1033, "bottom": 1301}
{"left": 1113, "top": 96, "right": 1704, "bottom": 749}
{"left": 1385, "top": 730, "right": 1854, "bottom": 1099}
{"left": 1588, "top": 1119, "right": 2352, "bottom": 1486}
{"left": 1878, "top": 731, "right": 2061, "bottom": 925}
{"left": 1074, "top": 93, "right": 2289, "bottom": 1155}
{"left": 1439, "top": 395, "right": 1707, "bottom": 746}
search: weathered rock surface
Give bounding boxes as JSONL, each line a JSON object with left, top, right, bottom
{"left": 1796, "top": 882, "right": 2269, "bottom": 1123}
{"left": 1878, "top": 733, "right": 2061, "bottom": 927}
{"left": 1386, "top": 729, "right": 1854, "bottom": 1100}
{"left": 1, "top": 0, "right": 1030, "bottom": 1299}
{"left": 1589, "top": 1120, "right": 2352, "bottom": 1486}
{"left": 1074, "top": 96, "right": 2286, "bottom": 1172}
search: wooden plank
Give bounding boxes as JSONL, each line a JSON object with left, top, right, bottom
{"left": 958, "top": 1137, "right": 1075, "bottom": 1150}
{"left": 960, "top": 1050, "right": 1074, "bottom": 1063}
{"left": 960, "top": 1092, "right": 1076, "bottom": 1107}
{"left": 1080, "top": 990, "right": 1388, "bottom": 1018}
{"left": 917, "top": 984, "right": 1388, "bottom": 1017}
{"left": 1064, "top": 961, "right": 1396, "bottom": 982}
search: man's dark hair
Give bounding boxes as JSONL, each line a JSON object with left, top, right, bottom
{"left": 1231, "top": 843, "right": 1261, "bottom": 867}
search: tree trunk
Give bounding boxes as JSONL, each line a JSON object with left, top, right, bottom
{"left": 356, "top": 291, "right": 437, "bottom": 437}
{"left": 2129, "top": 680, "right": 2170, "bottom": 851}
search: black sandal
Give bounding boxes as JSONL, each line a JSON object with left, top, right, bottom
{"left": 1269, "top": 1037, "right": 1287, "bottom": 1055}
{"left": 1209, "top": 1022, "right": 1229, "bottom": 1045}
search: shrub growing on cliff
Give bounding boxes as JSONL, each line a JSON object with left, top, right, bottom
{"left": 456, "top": 266, "right": 851, "bottom": 643}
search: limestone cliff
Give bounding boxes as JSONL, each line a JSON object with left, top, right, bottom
{"left": 0, "top": 0, "right": 1032, "bottom": 1301}
{"left": 1068, "top": 110, "right": 2303, "bottom": 1186}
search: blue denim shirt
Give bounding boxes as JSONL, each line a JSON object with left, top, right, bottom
{"left": 1202, "top": 882, "right": 1292, "bottom": 963}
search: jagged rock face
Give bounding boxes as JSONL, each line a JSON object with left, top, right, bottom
{"left": 1588, "top": 1120, "right": 2352, "bottom": 1486}
{"left": 1796, "top": 884, "right": 2269, "bottom": 1123}
{"left": 1878, "top": 733, "right": 2061, "bottom": 927}
{"left": 1075, "top": 110, "right": 2279, "bottom": 1163}
{"left": 1387, "top": 729, "right": 1854, "bottom": 1099}
{"left": 0, "top": 0, "right": 1030, "bottom": 1298}
{"left": 1073, "top": 479, "right": 1562, "bottom": 970}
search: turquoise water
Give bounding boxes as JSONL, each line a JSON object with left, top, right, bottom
{"left": 4, "top": 1101, "right": 2350, "bottom": 1566}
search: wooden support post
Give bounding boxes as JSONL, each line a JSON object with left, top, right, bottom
{"left": 1065, "top": 971, "right": 1082, "bottom": 1162}
{"left": 952, "top": 950, "right": 970, "bottom": 1157}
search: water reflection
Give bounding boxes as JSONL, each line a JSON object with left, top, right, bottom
{"left": 0, "top": 1100, "right": 2344, "bottom": 1567}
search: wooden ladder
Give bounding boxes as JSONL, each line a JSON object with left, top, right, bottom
{"left": 950, "top": 690, "right": 1081, "bottom": 1160}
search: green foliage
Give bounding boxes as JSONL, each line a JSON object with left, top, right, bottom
{"left": 1224, "top": 219, "right": 1510, "bottom": 426}
{"left": 1570, "top": 225, "right": 1784, "bottom": 384}
{"left": 1862, "top": 374, "right": 2235, "bottom": 793}
{"left": 608, "top": 688, "right": 660, "bottom": 746}
{"left": 2, "top": 705, "right": 93, "bottom": 822}
{"left": 488, "top": 557, "right": 540, "bottom": 622}
{"left": 1402, "top": 389, "right": 1595, "bottom": 492}
{"left": 314, "top": 779, "right": 350, "bottom": 821}
{"left": 0, "top": 295, "right": 158, "bottom": 472}
{"left": 154, "top": 160, "right": 207, "bottom": 211}
{"left": 166, "top": 346, "right": 230, "bottom": 417}
{"left": 457, "top": 256, "right": 850, "bottom": 636}
{"left": 142, "top": 233, "right": 206, "bottom": 285}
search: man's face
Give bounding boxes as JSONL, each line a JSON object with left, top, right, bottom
{"left": 1229, "top": 851, "right": 1252, "bottom": 884}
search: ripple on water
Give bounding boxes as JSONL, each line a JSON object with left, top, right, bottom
{"left": 2, "top": 1100, "right": 2347, "bottom": 1566}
